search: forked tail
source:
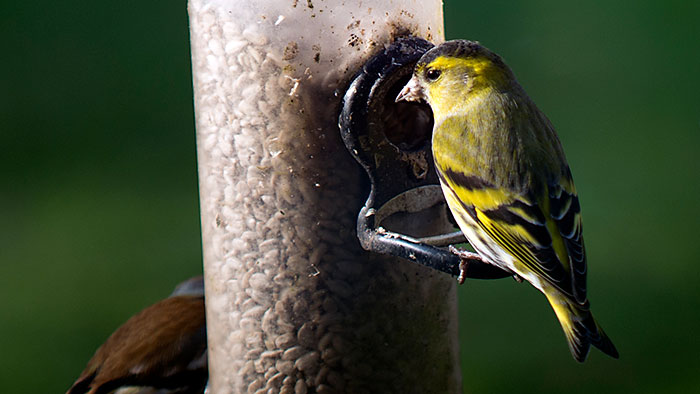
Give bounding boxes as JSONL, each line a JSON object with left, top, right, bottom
{"left": 545, "top": 291, "right": 619, "bottom": 362}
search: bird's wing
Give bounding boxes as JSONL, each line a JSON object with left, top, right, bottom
{"left": 66, "top": 296, "right": 207, "bottom": 394}
{"left": 439, "top": 167, "right": 587, "bottom": 303}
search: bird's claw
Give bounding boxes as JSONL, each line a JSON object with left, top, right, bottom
{"left": 449, "top": 245, "right": 487, "bottom": 285}
{"left": 458, "top": 259, "right": 468, "bottom": 285}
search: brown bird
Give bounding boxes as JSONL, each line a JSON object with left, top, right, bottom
{"left": 66, "top": 277, "right": 207, "bottom": 394}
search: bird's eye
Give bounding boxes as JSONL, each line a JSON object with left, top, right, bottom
{"left": 425, "top": 69, "right": 441, "bottom": 81}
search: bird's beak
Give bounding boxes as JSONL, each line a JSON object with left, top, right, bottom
{"left": 396, "top": 77, "right": 423, "bottom": 102}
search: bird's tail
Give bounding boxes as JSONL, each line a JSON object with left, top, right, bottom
{"left": 544, "top": 291, "right": 619, "bottom": 362}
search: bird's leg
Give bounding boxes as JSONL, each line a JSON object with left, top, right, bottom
{"left": 449, "top": 245, "right": 487, "bottom": 285}
{"left": 512, "top": 274, "right": 523, "bottom": 283}
{"left": 458, "top": 259, "right": 469, "bottom": 285}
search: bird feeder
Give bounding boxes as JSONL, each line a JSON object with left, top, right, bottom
{"left": 188, "top": 1, "right": 465, "bottom": 392}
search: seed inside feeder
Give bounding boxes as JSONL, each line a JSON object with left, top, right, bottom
{"left": 189, "top": 0, "right": 460, "bottom": 392}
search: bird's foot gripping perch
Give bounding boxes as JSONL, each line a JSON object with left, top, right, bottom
{"left": 338, "top": 36, "right": 510, "bottom": 283}
{"left": 448, "top": 245, "right": 491, "bottom": 284}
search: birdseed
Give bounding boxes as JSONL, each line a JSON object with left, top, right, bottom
{"left": 189, "top": 0, "right": 462, "bottom": 392}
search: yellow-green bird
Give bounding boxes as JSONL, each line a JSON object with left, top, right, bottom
{"left": 397, "top": 40, "right": 618, "bottom": 362}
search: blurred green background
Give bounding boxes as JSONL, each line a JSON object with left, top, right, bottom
{"left": 2, "top": 1, "right": 698, "bottom": 393}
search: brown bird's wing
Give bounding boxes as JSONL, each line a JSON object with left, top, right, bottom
{"left": 66, "top": 296, "right": 207, "bottom": 394}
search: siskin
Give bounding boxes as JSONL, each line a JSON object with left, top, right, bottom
{"left": 397, "top": 40, "right": 618, "bottom": 362}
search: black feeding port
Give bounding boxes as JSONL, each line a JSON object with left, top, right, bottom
{"left": 338, "top": 36, "right": 511, "bottom": 281}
